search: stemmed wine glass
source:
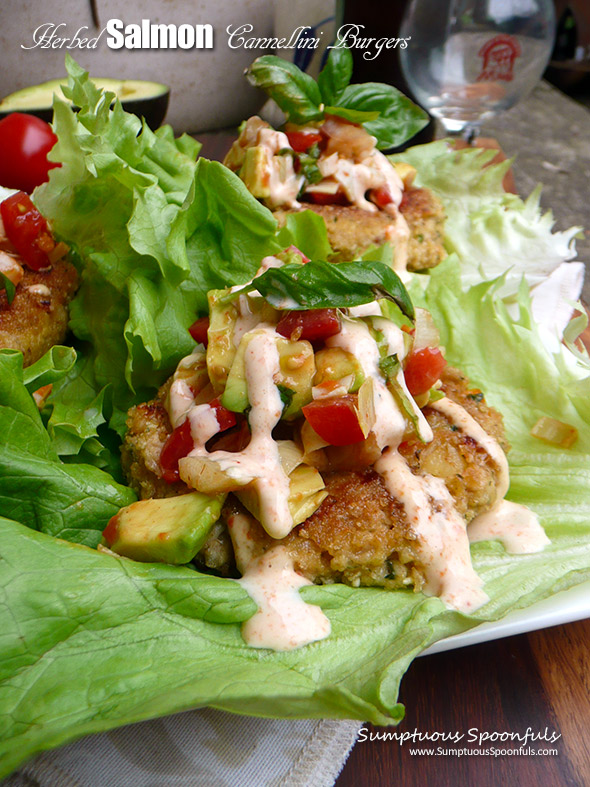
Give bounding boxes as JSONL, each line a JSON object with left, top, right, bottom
{"left": 399, "top": 0, "right": 556, "bottom": 142}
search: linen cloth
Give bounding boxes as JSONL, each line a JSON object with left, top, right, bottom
{"left": 2, "top": 712, "right": 362, "bottom": 787}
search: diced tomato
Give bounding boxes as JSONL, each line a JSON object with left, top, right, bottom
{"left": 160, "top": 400, "right": 236, "bottom": 483}
{"left": 403, "top": 347, "right": 447, "bottom": 397}
{"left": 371, "top": 186, "right": 394, "bottom": 208}
{"left": 160, "top": 419, "right": 194, "bottom": 483}
{"left": 0, "top": 191, "right": 55, "bottom": 270}
{"left": 276, "top": 308, "right": 341, "bottom": 341}
{"left": 286, "top": 130, "right": 323, "bottom": 152}
{"left": 102, "top": 514, "right": 120, "bottom": 546}
{"left": 189, "top": 316, "right": 209, "bottom": 346}
{"left": 302, "top": 395, "right": 365, "bottom": 446}
{"left": 209, "top": 398, "right": 237, "bottom": 431}
{"left": 305, "top": 190, "right": 349, "bottom": 206}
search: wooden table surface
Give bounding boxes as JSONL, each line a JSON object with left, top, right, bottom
{"left": 198, "top": 114, "right": 590, "bottom": 787}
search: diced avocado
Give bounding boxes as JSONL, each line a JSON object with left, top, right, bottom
{"left": 277, "top": 338, "right": 315, "bottom": 418}
{"left": 314, "top": 348, "right": 365, "bottom": 392}
{"left": 221, "top": 332, "right": 315, "bottom": 419}
{"left": 240, "top": 146, "right": 271, "bottom": 199}
{"left": 206, "top": 288, "right": 240, "bottom": 394}
{"left": 103, "top": 492, "right": 226, "bottom": 564}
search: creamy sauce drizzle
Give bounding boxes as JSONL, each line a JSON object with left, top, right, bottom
{"left": 230, "top": 510, "right": 331, "bottom": 651}
{"left": 376, "top": 450, "right": 488, "bottom": 611}
{"left": 430, "top": 397, "right": 509, "bottom": 500}
{"left": 254, "top": 128, "right": 303, "bottom": 209}
{"left": 469, "top": 499, "right": 550, "bottom": 553}
{"left": 179, "top": 328, "right": 294, "bottom": 539}
{"left": 430, "top": 397, "right": 548, "bottom": 556}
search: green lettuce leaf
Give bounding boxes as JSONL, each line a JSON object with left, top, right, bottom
{"left": 34, "top": 57, "right": 282, "bottom": 436}
{"left": 390, "top": 141, "right": 581, "bottom": 297}
{"left": 1, "top": 258, "right": 589, "bottom": 776}
{"left": 0, "top": 350, "right": 135, "bottom": 547}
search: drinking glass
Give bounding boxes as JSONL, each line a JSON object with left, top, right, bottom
{"left": 400, "top": 0, "right": 556, "bottom": 141}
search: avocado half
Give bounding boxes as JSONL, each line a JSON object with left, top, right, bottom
{"left": 0, "top": 78, "right": 170, "bottom": 129}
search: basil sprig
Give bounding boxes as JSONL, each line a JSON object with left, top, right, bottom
{"left": 246, "top": 46, "right": 428, "bottom": 150}
{"left": 228, "top": 260, "right": 414, "bottom": 320}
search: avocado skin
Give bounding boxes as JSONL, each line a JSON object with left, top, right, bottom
{"left": 0, "top": 84, "right": 170, "bottom": 129}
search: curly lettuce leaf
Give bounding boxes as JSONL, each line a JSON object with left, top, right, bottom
{"left": 1, "top": 259, "right": 590, "bottom": 775}
{"left": 391, "top": 141, "right": 582, "bottom": 298}
{"left": 34, "top": 58, "right": 282, "bottom": 436}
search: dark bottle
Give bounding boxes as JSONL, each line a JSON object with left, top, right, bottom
{"left": 340, "top": 0, "right": 436, "bottom": 149}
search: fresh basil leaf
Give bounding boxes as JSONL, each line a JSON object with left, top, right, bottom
{"left": 318, "top": 46, "right": 354, "bottom": 105}
{"left": 246, "top": 56, "right": 323, "bottom": 125}
{"left": 0, "top": 273, "right": 16, "bottom": 304}
{"left": 338, "top": 83, "right": 429, "bottom": 149}
{"left": 240, "top": 260, "right": 414, "bottom": 320}
{"left": 323, "top": 105, "right": 380, "bottom": 124}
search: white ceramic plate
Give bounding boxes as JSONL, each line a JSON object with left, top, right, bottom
{"left": 422, "top": 579, "right": 590, "bottom": 655}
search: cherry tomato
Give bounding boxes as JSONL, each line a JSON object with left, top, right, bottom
{"left": 286, "top": 130, "right": 323, "bottom": 152}
{"left": 276, "top": 308, "right": 341, "bottom": 342}
{"left": 0, "top": 191, "right": 55, "bottom": 270}
{"left": 302, "top": 395, "right": 365, "bottom": 446}
{"left": 371, "top": 186, "right": 394, "bottom": 208}
{"left": 160, "top": 419, "right": 194, "bottom": 483}
{"left": 189, "top": 316, "right": 209, "bottom": 346}
{"left": 305, "top": 190, "right": 349, "bottom": 206}
{"left": 0, "top": 114, "right": 60, "bottom": 193}
{"left": 403, "top": 347, "right": 447, "bottom": 397}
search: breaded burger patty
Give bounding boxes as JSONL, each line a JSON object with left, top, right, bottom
{"left": 274, "top": 185, "right": 446, "bottom": 271}
{"left": 121, "top": 367, "right": 507, "bottom": 587}
{"left": 0, "top": 260, "right": 78, "bottom": 366}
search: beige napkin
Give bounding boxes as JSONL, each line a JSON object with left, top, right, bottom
{"left": 2, "top": 711, "right": 361, "bottom": 787}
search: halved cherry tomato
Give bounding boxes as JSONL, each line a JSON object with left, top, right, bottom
{"left": 371, "top": 186, "right": 394, "bottom": 208}
{"left": 304, "top": 190, "right": 349, "bottom": 206}
{"left": 403, "top": 347, "right": 447, "bottom": 397}
{"left": 0, "top": 113, "right": 60, "bottom": 193}
{"left": 160, "top": 419, "right": 194, "bottom": 483}
{"left": 286, "top": 130, "right": 323, "bottom": 152}
{"left": 0, "top": 191, "right": 55, "bottom": 270}
{"left": 189, "top": 316, "right": 209, "bottom": 346}
{"left": 276, "top": 308, "right": 341, "bottom": 341}
{"left": 302, "top": 395, "right": 365, "bottom": 446}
